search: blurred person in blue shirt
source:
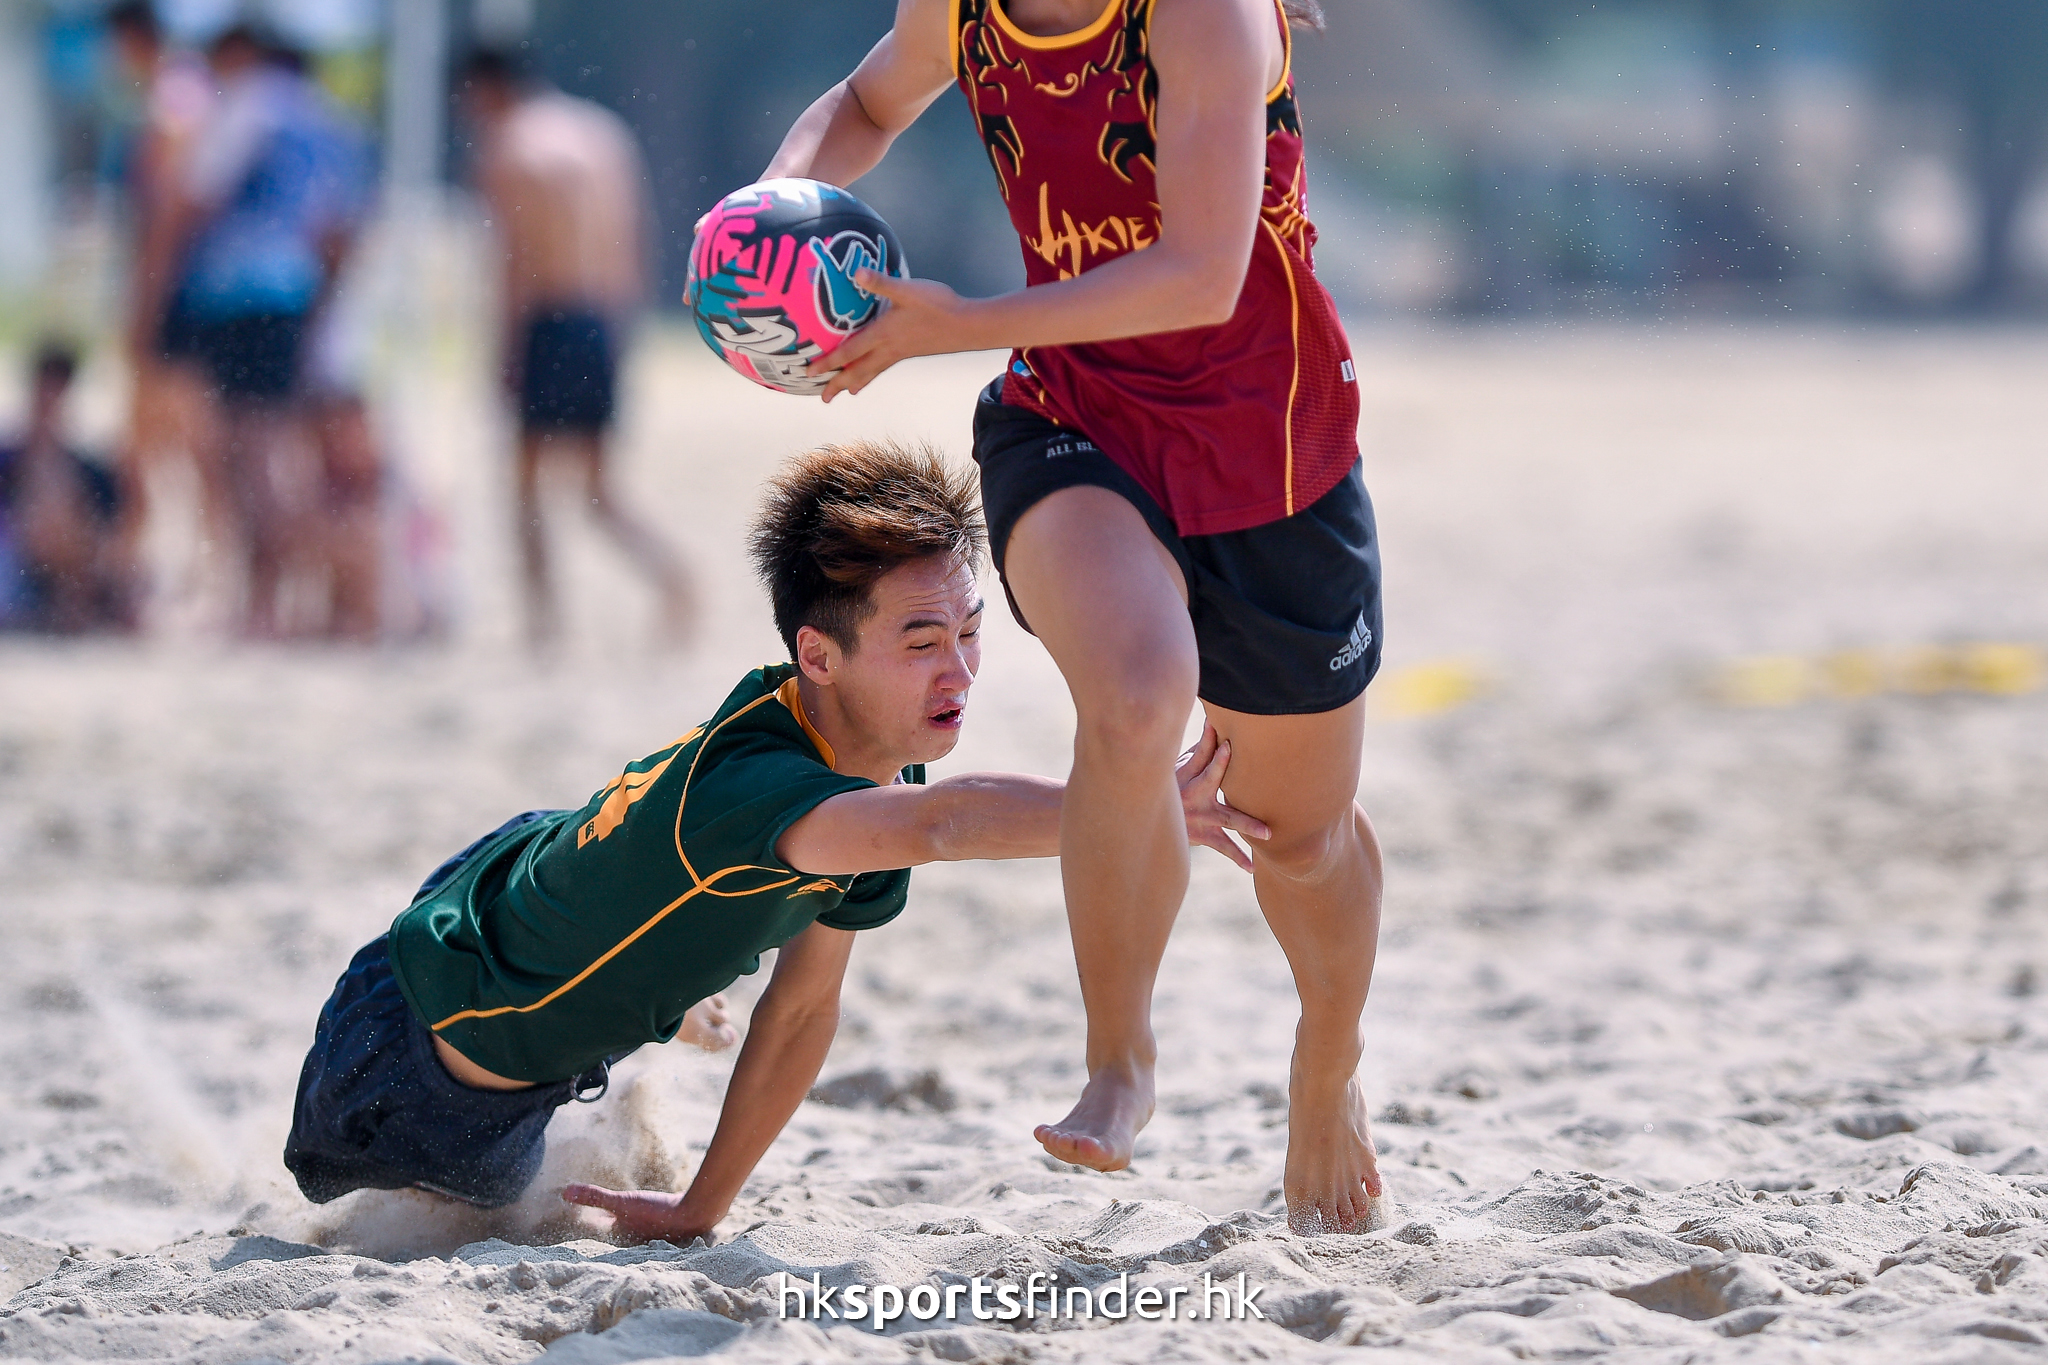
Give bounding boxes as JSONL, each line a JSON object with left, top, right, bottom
{"left": 0, "top": 346, "right": 137, "bottom": 635}
{"left": 142, "top": 23, "right": 368, "bottom": 637}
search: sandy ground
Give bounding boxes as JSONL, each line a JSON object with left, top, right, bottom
{"left": 3, "top": 328, "right": 2047, "bottom": 1363}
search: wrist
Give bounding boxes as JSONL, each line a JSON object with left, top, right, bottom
{"left": 948, "top": 293, "right": 1002, "bottom": 353}
{"left": 679, "top": 1173, "right": 735, "bottom": 1228}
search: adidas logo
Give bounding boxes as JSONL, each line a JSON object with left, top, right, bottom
{"left": 1328, "top": 611, "right": 1373, "bottom": 671}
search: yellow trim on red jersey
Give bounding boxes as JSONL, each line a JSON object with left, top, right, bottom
{"left": 987, "top": 0, "right": 1121, "bottom": 51}
{"left": 1266, "top": 0, "right": 1293, "bottom": 105}
{"left": 1262, "top": 217, "right": 1302, "bottom": 516}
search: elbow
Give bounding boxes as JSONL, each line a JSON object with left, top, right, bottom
{"left": 1188, "top": 293, "right": 1239, "bottom": 328}
{"left": 917, "top": 807, "right": 961, "bottom": 865}
{"left": 1178, "top": 260, "right": 1246, "bottom": 328}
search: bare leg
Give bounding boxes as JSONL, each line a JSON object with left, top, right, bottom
{"left": 1004, "top": 487, "right": 1196, "bottom": 1170}
{"left": 312, "top": 398, "right": 382, "bottom": 642}
{"left": 516, "top": 429, "right": 558, "bottom": 648}
{"left": 1204, "top": 695, "right": 1385, "bottom": 1234}
{"left": 574, "top": 430, "right": 697, "bottom": 644}
{"left": 222, "top": 402, "right": 295, "bottom": 639}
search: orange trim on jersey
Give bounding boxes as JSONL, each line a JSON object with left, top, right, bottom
{"left": 1262, "top": 218, "right": 1302, "bottom": 516}
{"left": 424, "top": 686, "right": 810, "bottom": 1033}
{"left": 428, "top": 865, "right": 801, "bottom": 1032}
{"left": 988, "top": 0, "right": 1121, "bottom": 51}
{"left": 775, "top": 676, "right": 838, "bottom": 769}
{"left": 1266, "top": 0, "right": 1293, "bottom": 105}
{"left": 950, "top": 0, "right": 966, "bottom": 78}
{"left": 578, "top": 752, "right": 678, "bottom": 848}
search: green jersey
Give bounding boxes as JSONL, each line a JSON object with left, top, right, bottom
{"left": 387, "top": 664, "right": 921, "bottom": 1083}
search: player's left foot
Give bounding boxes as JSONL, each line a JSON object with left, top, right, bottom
{"left": 674, "top": 994, "right": 737, "bottom": 1050}
{"left": 1283, "top": 1057, "right": 1384, "bottom": 1235}
{"left": 1034, "top": 1060, "right": 1154, "bottom": 1171}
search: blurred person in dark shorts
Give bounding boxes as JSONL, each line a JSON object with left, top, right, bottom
{"left": 460, "top": 50, "right": 695, "bottom": 649}
{"left": 0, "top": 345, "right": 138, "bottom": 634}
{"left": 143, "top": 25, "right": 363, "bottom": 637}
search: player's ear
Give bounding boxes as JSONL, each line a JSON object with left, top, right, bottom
{"left": 794, "top": 624, "right": 837, "bottom": 685}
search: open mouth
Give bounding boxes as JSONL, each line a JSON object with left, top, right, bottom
{"left": 929, "top": 704, "right": 965, "bottom": 728}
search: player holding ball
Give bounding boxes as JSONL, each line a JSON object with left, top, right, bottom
{"left": 762, "top": 0, "right": 1386, "bottom": 1234}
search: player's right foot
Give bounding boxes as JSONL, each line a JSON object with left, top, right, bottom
{"left": 674, "top": 994, "right": 737, "bottom": 1050}
{"left": 1034, "top": 1061, "right": 1154, "bottom": 1171}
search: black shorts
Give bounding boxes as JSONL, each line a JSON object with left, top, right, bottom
{"left": 971, "top": 377, "right": 1383, "bottom": 717}
{"left": 520, "top": 309, "right": 617, "bottom": 432}
{"left": 156, "top": 295, "right": 206, "bottom": 364}
{"left": 192, "top": 313, "right": 306, "bottom": 402}
{"left": 283, "top": 812, "right": 608, "bottom": 1208}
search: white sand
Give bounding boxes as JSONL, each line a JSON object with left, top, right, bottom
{"left": 3, "top": 330, "right": 2047, "bottom": 1362}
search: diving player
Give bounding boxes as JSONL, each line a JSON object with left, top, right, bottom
{"left": 285, "top": 439, "right": 1263, "bottom": 1242}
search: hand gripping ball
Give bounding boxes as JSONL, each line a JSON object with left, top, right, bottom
{"left": 686, "top": 178, "right": 909, "bottom": 395}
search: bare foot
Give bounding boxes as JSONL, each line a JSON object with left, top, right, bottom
{"left": 1034, "top": 1063, "right": 1154, "bottom": 1171}
{"left": 1284, "top": 1069, "right": 1384, "bottom": 1235}
{"left": 674, "top": 994, "right": 737, "bottom": 1051}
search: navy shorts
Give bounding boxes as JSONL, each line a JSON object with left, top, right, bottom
{"left": 193, "top": 313, "right": 307, "bottom": 403}
{"left": 971, "top": 376, "right": 1384, "bottom": 716}
{"left": 520, "top": 309, "right": 616, "bottom": 432}
{"left": 283, "top": 811, "right": 608, "bottom": 1208}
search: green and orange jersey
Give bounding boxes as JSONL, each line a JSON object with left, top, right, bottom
{"left": 387, "top": 664, "right": 922, "bottom": 1083}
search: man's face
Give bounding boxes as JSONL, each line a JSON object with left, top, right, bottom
{"left": 818, "top": 556, "right": 983, "bottom": 769}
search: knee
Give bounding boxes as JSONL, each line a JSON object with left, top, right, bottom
{"left": 1074, "top": 654, "right": 1198, "bottom": 763}
{"left": 1256, "top": 803, "right": 1380, "bottom": 889}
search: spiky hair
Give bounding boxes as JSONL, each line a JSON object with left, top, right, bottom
{"left": 1281, "top": 0, "right": 1324, "bottom": 31}
{"left": 749, "top": 440, "right": 985, "bottom": 658}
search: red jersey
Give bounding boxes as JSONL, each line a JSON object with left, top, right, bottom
{"left": 953, "top": 0, "right": 1359, "bottom": 536}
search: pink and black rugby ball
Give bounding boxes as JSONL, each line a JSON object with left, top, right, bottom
{"left": 686, "top": 178, "right": 909, "bottom": 395}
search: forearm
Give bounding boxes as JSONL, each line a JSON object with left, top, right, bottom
{"left": 923, "top": 772, "right": 1064, "bottom": 862}
{"left": 677, "top": 1003, "right": 839, "bottom": 1223}
{"left": 765, "top": 82, "right": 897, "bottom": 187}
{"left": 983, "top": 237, "right": 1251, "bottom": 348}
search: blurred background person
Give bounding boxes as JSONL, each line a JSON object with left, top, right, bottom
{"left": 458, "top": 49, "right": 695, "bottom": 651}
{"left": 0, "top": 343, "right": 135, "bottom": 635}
{"left": 106, "top": 0, "right": 221, "bottom": 623}
{"left": 293, "top": 64, "right": 383, "bottom": 643}
{"left": 143, "top": 23, "right": 367, "bottom": 639}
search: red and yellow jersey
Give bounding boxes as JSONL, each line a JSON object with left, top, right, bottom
{"left": 953, "top": 0, "right": 1359, "bottom": 536}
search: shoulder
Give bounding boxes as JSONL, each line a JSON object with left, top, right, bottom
{"left": 694, "top": 666, "right": 820, "bottom": 762}
{"left": 1150, "top": 0, "right": 1277, "bottom": 47}
{"left": 889, "top": 0, "right": 961, "bottom": 75}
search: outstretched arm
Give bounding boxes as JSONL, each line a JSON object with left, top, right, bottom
{"left": 562, "top": 922, "right": 855, "bottom": 1243}
{"left": 777, "top": 723, "right": 1270, "bottom": 876}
